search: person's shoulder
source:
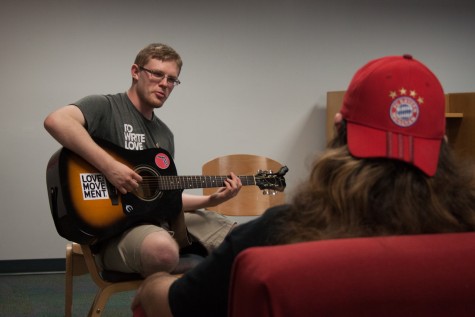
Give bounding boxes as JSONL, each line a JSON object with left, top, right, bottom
{"left": 102, "top": 92, "right": 128, "bottom": 103}
{"left": 73, "top": 94, "right": 109, "bottom": 106}
{"left": 228, "top": 204, "right": 290, "bottom": 245}
{"left": 80, "top": 93, "right": 130, "bottom": 109}
{"left": 82, "top": 92, "right": 124, "bottom": 101}
{"left": 262, "top": 204, "right": 291, "bottom": 218}
{"left": 230, "top": 204, "right": 289, "bottom": 232}
{"left": 241, "top": 204, "right": 290, "bottom": 230}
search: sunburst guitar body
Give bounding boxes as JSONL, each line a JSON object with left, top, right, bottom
{"left": 46, "top": 139, "right": 288, "bottom": 244}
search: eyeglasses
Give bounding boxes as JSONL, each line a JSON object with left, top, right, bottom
{"left": 139, "top": 66, "right": 181, "bottom": 87}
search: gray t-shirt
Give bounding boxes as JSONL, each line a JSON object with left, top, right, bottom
{"left": 73, "top": 92, "right": 175, "bottom": 156}
{"left": 72, "top": 92, "right": 181, "bottom": 230}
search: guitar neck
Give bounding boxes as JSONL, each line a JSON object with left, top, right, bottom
{"left": 157, "top": 175, "right": 256, "bottom": 190}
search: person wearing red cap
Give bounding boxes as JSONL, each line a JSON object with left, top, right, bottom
{"left": 341, "top": 54, "right": 445, "bottom": 177}
{"left": 131, "top": 55, "right": 475, "bottom": 317}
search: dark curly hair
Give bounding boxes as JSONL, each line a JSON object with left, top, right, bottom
{"left": 275, "top": 121, "right": 475, "bottom": 244}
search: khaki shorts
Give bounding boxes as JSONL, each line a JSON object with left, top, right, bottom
{"left": 184, "top": 209, "right": 236, "bottom": 252}
{"left": 97, "top": 209, "right": 235, "bottom": 273}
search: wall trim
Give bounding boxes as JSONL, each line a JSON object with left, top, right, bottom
{"left": 0, "top": 258, "right": 65, "bottom": 274}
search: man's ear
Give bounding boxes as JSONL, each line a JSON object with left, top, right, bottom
{"left": 131, "top": 64, "right": 140, "bottom": 81}
{"left": 334, "top": 112, "right": 343, "bottom": 130}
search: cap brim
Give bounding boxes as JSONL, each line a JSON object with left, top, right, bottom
{"left": 346, "top": 122, "right": 442, "bottom": 176}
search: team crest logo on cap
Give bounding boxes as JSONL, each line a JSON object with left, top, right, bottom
{"left": 389, "top": 88, "right": 422, "bottom": 127}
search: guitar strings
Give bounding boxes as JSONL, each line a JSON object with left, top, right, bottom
{"left": 136, "top": 175, "right": 257, "bottom": 187}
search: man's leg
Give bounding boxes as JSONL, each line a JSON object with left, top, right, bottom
{"left": 99, "top": 225, "right": 179, "bottom": 277}
{"left": 184, "top": 209, "right": 236, "bottom": 253}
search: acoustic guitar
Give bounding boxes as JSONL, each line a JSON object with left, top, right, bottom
{"left": 46, "top": 139, "right": 288, "bottom": 244}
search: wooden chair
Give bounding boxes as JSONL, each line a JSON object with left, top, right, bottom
{"left": 65, "top": 242, "right": 203, "bottom": 317}
{"left": 202, "top": 154, "right": 287, "bottom": 216}
{"left": 65, "top": 242, "right": 142, "bottom": 317}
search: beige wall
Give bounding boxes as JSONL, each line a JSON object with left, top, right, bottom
{"left": 1, "top": 0, "right": 474, "bottom": 260}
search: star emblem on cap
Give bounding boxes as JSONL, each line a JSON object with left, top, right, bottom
{"left": 389, "top": 88, "right": 424, "bottom": 104}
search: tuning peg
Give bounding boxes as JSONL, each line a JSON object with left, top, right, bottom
{"left": 262, "top": 189, "right": 278, "bottom": 196}
{"left": 277, "top": 166, "right": 289, "bottom": 176}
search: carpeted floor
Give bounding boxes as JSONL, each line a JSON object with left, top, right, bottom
{"left": 0, "top": 272, "right": 135, "bottom": 317}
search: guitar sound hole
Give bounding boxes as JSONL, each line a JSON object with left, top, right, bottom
{"left": 134, "top": 165, "right": 162, "bottom": 202}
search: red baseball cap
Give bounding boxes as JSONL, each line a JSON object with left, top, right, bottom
{"left": 340, "top": 55, "right": 445, "bottom": 176}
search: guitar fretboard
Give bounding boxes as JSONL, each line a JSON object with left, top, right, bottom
{"left": 157, "top": 175, "right": 256, "bottom": 190}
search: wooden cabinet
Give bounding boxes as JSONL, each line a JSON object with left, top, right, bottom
{"left": 326, "top": 91, "right": 345, "bottom": 142}
{"left": 326, "top": 91, "right": 475, "bottom": 162}
{"left": 444, "top": 93, "right": 475, "bottom": 161}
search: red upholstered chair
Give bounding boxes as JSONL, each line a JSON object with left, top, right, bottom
{"left": 228, "top": 232, "right": 475, "bottom": 317}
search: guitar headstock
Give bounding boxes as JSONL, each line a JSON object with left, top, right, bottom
{"left": 254, "top": 166, "right": 288, "bottom": 193}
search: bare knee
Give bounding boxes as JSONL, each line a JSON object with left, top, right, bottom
{"left": 140, "top": 231, "right": 179, "bottom": 277}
